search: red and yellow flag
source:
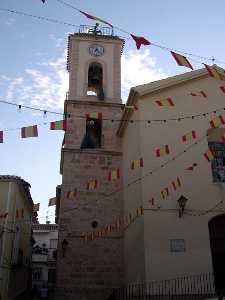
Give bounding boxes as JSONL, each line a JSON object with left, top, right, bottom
{"left": 182, "top": 130, "right": 197, "bottom": 142}
{"left": 50, "top": 120, "right": 67, "bottom": 130}
{"left": 136, "top": 206, "right": 143, "bottom": 218}
{"left": 0, "top": 131, "right": 3, "bottom": 143}
{"left": 155, "top": 145, "right": 170, "bottom": 157}
{"left": 149, "top": 198, "right": 155, "bottom": 206}
{"left": 21, "top": 125, "right": 38, "bottom": 138}
{"left": 0, "top": 212, "right": 8, "bottom": 219}
{"left": 204, "top": 149, "right": 214, "bottom": 162}
{"left": 186, "top": 163, "right": 198, "bottom": 171}
{"left": 108, "top": 169, "right": 120, "bottom": 181}
{"left": 86, "top": 112, "right": 102, "bottom": 119}
{"left": 220, "top": 86, "right": 225, "bottom": 93}
{"left": 79, "top": 10, "right": 113, "bottom": 27}
{"left": 161, "top": 188, "right": 169, "bottom": 199}
{"left": 190, "top": 91, "right": 207, "bottom": 98}
{"left": 171, "top": 177, "right": 181, "bottom": 191}
{"left": 87, "top": 179, "right": 98, "bottom": 190}
{"left": 209, "top": 115, "right": 225, "bottom": 128}
{"left": 131, "top": 158, "right": 144, "bottom": 170}
{"left": 130, "top": 34, "right": 151, "bottom": 50}
{"left": 221, "top": 133, "right": 225, "bottom": 144}
{"left": 171, "top": 51, "right": 193, "bottom": 70}
{"left": 204, "top": 64, "right": 221, "bottom": 80}
{"left": 155, "top": 98, "right": 174, "bottom": 107}
{"left": 66, "top": 189, "right": 78, "bottom": 199}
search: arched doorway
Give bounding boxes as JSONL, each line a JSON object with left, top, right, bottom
{"left": 209, "top": 214, "right": 225, "bottom": 295}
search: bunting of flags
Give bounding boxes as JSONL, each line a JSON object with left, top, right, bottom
{"left": 0, "top": 131, "right": 3, "bottom": 143}
{"left": 50, "top": 120, "right": 67, "bottom": 130}
{"left": 87, "top": 179, "right": 98, "bottom": 190}
{"left": 182, "top": 130, "right": 197, "bottom": 142}
{"left": 0, "top": 212, "right": 8, "bottom": 219}
{"left": 161, "top": 187, "right": 169, "bottom": 199}
{"left": 48, "top": 197, "right": 56, "bottom": 206}
{"left": 171, "top": 177, "right": 181, "bottom": 191}
{"left": 82, "top": 206, "right": 143, "bottom": 243}
{"left": 149, "top": 198, "right": 155, "bottom": 206}
{"left": 155, "top": 98, "right": 174, "bottom": 107}
{"left": 171, "top": 51, "right": 193, "bottom": 70}
{"left": 131, "top": 158, "right": 144, "bottom": 170}
{"left": 21, "top": 125, "right": 38, "bottom": 138}
{"left": 66, "top": 189, "right": 78, "bottom": 199}
{"left": 221, "top": 134, "right": 225, "bottom": 144}
{"left": 204, "top": 149, "right": 214, "bottom": 162}
{"left": 86, "top": 112, "right": 102, "bottom": 119}
{"left": 79, "top": 10, "right": 113, "bottom": 27}
{"left": 130, "top": 34, "right": 151, "bottom": 50}
{"left": 186, "top": 163, "right": 198, "bottom": 171}
{"left": 108, "top": 169, "right": 120, "bottom": 181}
{"left": 190, "top": 91, "right": 207, "bottom": 98}
{"left": 209, "top": 115, "right": 225, "bottom": 128}
{"left": 33, "top": 203, "right": 40, "bottom": 212}
{"left": 204, "top": 64, "right": 221, "bottom": 80}
{"left": 156, "top": 145, "right": 170, "bottom": 157}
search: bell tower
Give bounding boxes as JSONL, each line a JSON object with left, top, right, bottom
{"left": 56, "top": 25, "right": 124, "bottom": 300}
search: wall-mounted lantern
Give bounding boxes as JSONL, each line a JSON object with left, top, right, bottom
{"left": 61, "top": 239, "right": 69, "bottom": 257}
{"left": 177, "top": 195, "right": 188, "bottom": 218}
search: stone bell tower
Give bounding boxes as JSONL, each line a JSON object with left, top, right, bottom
{"left": 56, "top": 25, "right": 124, "bottom": 300}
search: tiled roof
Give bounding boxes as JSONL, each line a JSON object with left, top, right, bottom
{"left": 0, "top": 175, "right": 33, "bottom": 205}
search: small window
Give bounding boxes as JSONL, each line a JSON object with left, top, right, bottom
{"left": 33, "top": 267, "right": 42, "bottom": 281}
{"left": 81, "top": 118, "right": 102, "bottom": 149}
{"left": 50, "top": 239, "right": 58, "bottom": 249}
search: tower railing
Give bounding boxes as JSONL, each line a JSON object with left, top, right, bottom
{"left": 78, "top": 24, "right": 114, "bottom": 36}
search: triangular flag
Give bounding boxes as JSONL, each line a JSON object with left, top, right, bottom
{"left": 131, "top": 34, "right": 151, "bottom": 50}
{"left": 171, "top": 51, "right": 193, "bottom": 70}
{"left": 79, "top": 10, "right": 113, "bottom": 27}
{"left": 0, "top": 131, "right": 3, "bottom": 143}
{"left": 186, "top": 163, "right": 198, "bottom": 171}
{"left": 204, "top": 64, "right": 221, "bottom": 80}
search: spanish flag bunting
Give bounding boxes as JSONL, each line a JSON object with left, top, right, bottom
{"left": 21, "top": 125, "right": 38, "bottom": 138}
{"left": 0, "top": 131, "right": 3, "bottom": 143}
{"left": 21, "top": 208, "right": 24, "bottom": 219}
{"left": 220, "top": 86, "right": 225, "bottom": 93}
{"left": 33, "top": 203, "right": 40, "bottom": 212}
{"left": 50, "top": 120, "right": 67, "bottom": 130}
{"left": 125, "top": 213, "right": 132, "bottom": 225}
{"left": 171, "top": 177, "right": 181, "bottom": 191}
{"left": 0, "top": 212, "right": 8, "bottom": 219}
{"left": 86, "top": 112, "right": 102, "bottom": 119}
{"left": 209, "top": 115, "right": 225, "bottom": 128}
{"left": 66, "top": 189, "right": 78, "bottom": 199}
{"left": 182, "top": 130, "right": 197, "bottom": 142}
{"left": 79, "top": 10, "right": 113, "bottom": 27}
{"left": 131, "top": 158, "right": 144, "bottom": 170}
{"left": 155, "top": 98, "right": 174, "bottom": 107}
{"left": 221, "top": 133, "right": 225, "bottom": 144}
{"left": 136, "top": 206, "right": 143, "bottom": 218}
{"left": 149, "top": 198, "right": 155, "bottom": 206}
{"left": 171, "top": 51, "right": 193, "bottom": 70}
{"left": 87, "top": 179, "right": 98, "bottom": 190}
{"left": 190, "top": 91, "right": 207, "bottom": 98}
{"left": 116, "top": 219, "right": 121, "bottom": 230}
{"left": 155, "top": 145, "right": 170, "bottom": 157}
{"left": 186, "top": 163, "right": 198, "bottom": 171}
{"left": 105, "top": 224, "right": 111, "bottom": 234}
{"left": 16, "top": 209, "right": 19, "bottom": 218}
{"left": 16, "top": 208, "right": 24, "bottom": 218}
{"left": 48, "top": 197, "right": 56, "bottom": 206}
{"left": 130, "top": 34, "right": 151, "bottom": 50}
{"left": 204, "top": 64, "right": 221, "bottom": 80}
{"left": 204, "top": 149, "right": 214, "bottom": 162}
{"left": 108, "top": 169, "right": 120, "bottom": 181}
{"left": 161, "top": 188, "right": 169, "bottom": 199}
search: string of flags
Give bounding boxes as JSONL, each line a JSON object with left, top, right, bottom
{"left": 82, "top": 206, "right": 143, "bottom": 243}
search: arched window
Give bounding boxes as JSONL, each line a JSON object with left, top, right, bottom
{"left": 87, "top": 62, "right": 104, "bottom": 100}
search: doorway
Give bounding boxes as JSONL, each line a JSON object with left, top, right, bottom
{"left": 209, "top": 214, "right": 225, "bottom": 295}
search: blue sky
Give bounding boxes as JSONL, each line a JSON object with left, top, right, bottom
{"left": 1, "top": 0, "right": 225, "bottom": 223}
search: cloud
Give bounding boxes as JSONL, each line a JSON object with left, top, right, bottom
{"left": 0, "top": 47, "right": 166, "bottom": 110}
{"left": 121, "top": 48, "right": 167, "bottom": 101}
{"left": 1, "top": 51, "right": 68, "bottom": 110}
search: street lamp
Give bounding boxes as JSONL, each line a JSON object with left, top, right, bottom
{"left": 177, "top": 195, "right": 188, "bottom": 218}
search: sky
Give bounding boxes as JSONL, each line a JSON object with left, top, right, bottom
{"left": 1, "top": 0, "right": 225, "bottom": 223}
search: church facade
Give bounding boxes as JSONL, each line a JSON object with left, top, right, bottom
{"left": 56, "top": 25, "right": 225, "bottom": 299}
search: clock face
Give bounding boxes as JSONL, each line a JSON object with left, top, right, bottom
{"left": 89, "top": 44, "right": 104, "bottom": 57}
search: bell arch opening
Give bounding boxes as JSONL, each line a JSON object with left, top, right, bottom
{"left": 87, "top": 62, "right": 104, "bottom": 100}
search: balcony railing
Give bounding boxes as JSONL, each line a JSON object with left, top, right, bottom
{"left": 78, "top": 25, "right": 114, "bottom": 36}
